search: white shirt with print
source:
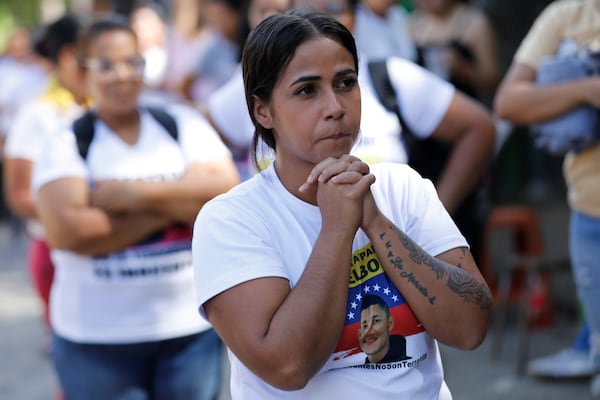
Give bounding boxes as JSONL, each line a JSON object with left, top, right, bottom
{"left": 193, "top": 162, "right": 465, "bottom": 399}
{"left": 32, "top": 104, "right": 232, "bottom": 343}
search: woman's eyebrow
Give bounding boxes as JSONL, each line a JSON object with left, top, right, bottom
{"left": 290, "top": 75, "right": 320, "bottom": 87}
{"left": 335, "top": 68, "right": 357, "bottom": 77}
{"left": 290, "top": 68, "right": 357, "bottom": 87}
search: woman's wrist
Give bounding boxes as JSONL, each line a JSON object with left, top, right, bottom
{"left": 361, "top": 211, "right": 389, "bottom": 236}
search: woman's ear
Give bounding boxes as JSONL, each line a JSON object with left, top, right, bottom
{"left": 252, "top": 95, "right": 273, "bottom": 129}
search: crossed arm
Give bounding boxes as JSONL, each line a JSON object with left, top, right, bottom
{"left": 89, "top": 158, "right": 239, "bottom": 224}
{"left": 37, "top": 157, "right": 239, "bottom": 256}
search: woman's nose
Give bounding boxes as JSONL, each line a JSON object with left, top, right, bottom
{"left": 114, "top": 63, "right": 134, "bottom": 80}
{"left": 324, "top": 89, "right": 345, "bottom": 120}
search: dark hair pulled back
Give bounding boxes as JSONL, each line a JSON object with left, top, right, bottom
{"left": 241, "top": 8, "right": 358, "bottom": 169}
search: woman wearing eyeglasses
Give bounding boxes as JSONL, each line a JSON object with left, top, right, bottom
{"left": 32, "top": 14, "right": 240, "bottom": 400}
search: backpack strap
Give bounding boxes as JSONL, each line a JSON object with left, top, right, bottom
{"left": 73, "top": 110, "right": 97, "bottom": 160}
{"left": 367, "top": 59, "right": 452, "bottom": 181}
{"left": 367, "top": 60, "right": 419, "bottom": 154}
{"left": 146, "top": 106, "right": 178, "bottom": 141}
{"left": 72, "top": 106, "right": 178, "bottom": 160}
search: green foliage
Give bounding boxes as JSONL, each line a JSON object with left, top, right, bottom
{"left": 0, "top": 5, "right": 16, "bottom": 53}
{"left": 0, "top": 0, "right": 41, "bottom": 52}
{"left": 0, "top": 0, "right": 41, "bottom": 28}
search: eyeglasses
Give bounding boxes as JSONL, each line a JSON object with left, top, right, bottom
{"left": 84, "top": 57, "right": 146, "bottom": 80}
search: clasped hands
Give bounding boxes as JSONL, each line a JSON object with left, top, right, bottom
{"left": 299, "top": 155, "right": 381, "bottom": 232}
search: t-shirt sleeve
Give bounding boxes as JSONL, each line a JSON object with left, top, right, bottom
{"left": 513, "top": 2, "right": 565, "bottom": 69}
{"left": 192, "top": 196, "right": 289, "bottom": 319}
{"left": 31, "top": 127, "right": 89, "bottom": 193}
{"left": 386, "top": 57, "right": 455, "bottom": 138}
{"left": 372, "top": 163, "right": 467, "bottom": 256}
{"left": 206, "top": 68, "right": 255, "bottom": 149}
{"left": 406, "top": 169, "right": 468, "bottom": 255}
{"left": 169, "top": 104, "right": 232, "bottom": 164}
{"left": 4, "top": 102, "right": 48, "bottom": 161}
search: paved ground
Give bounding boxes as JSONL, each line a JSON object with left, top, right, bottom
{"left": 0, "top": 202, "right": 594, "bottom": 399}
{"left": 0, "top": 224, "right": 59, "bottom": 399}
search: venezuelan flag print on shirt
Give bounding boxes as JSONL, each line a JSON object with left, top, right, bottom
{"left": 333, "top": 243, "right": 425, "bottom": 359}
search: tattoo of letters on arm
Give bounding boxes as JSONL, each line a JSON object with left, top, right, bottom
{"left": 379, "top": 229, "right": 437, "bottom": 304}
{"left": 390, "top": 224, "right": 447, "bottom": 280}
{"left": 383, "top": 224, "right": 491, "bottom": 310}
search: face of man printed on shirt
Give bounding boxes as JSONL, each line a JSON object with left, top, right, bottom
{"left": 358, "top": 303, "right": 394, "bottom": 363}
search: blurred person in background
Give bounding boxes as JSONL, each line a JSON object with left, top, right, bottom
{"left": 0, "top": 26, "right": 49, "bottom": 224}
{"left": 32, "top": 14, "right": 239, "bottom": 399}
{"left": 202, "top": 0, "right": 292, "bottom": 179}
{"left": 354, "top": 0, "right": 417, "bottom": 61}
{"left": 409, "top": 0, "right": 501, "bottom": 106}
{"left": 180, "top": 0, "right": 243, "bottom": 106}
{"left": 0, "top": 26, "right": 49, "bottom": 140}
{"left": 495, "top": 0, "right": 600, "bottom": 396}
{"left": 3, "top": 13, "right": 87, "bottom": 357}
{"left": 160, "top": 0, "right": 217, "bottom": 102}
{"left": 130, "top": 1, "right": 171, "bottom": 95}
{"left": 408, "top": 0, "right": 504, "bottom": 262}
{"left": 94, "top": 0, "right": 179, "bottom": 105}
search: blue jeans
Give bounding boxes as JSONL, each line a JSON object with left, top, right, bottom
{"left": 570, "top": 210, "right": 600, "bottom": 368}
{"left": 53, "top": 329, "right": 223, "bottom": 400}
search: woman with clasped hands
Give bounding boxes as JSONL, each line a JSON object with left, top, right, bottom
{"left": 192, "top": 9, "right": 492, "bottom": 399}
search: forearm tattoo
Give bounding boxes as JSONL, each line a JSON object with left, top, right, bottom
{"left": 447, "top": 268, "right": 493, "bottom": 311}
{"left": 378, "top": 224, "right": 492, "bottom": 311}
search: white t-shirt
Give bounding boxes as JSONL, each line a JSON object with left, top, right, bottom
{"left": 207, "top": 57, "right": 454, "bottom": 165}
{"left": 32, "top": 104, "right": 232, "bottom": 344}
{"left": 0, "top": 57, "right": 48, "bottom": 136}
{"left": 4, "top": 94, "right": 84, "bottom": 238}
{"left": 354, "top": 4, "right": 417, "bottom": 62}
{"left": 206, "top": 64, "right": 251, "bottom": 149}
{"left": 193, "top": 162, "right": 465, "bottom": 399}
